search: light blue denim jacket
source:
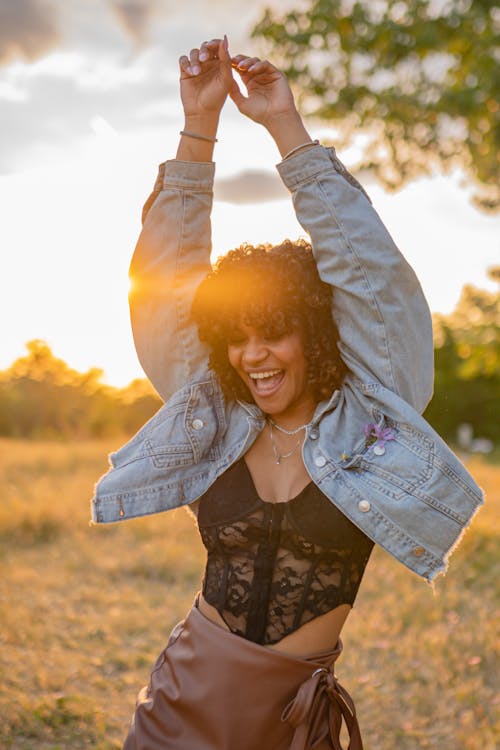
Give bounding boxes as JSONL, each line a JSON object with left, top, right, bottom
{"left": 91, "top": 145, "right": 483, "bottom": 582}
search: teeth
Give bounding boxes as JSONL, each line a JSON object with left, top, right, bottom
{"left": 249, "top": 370, "right": 281, "bottom": 380}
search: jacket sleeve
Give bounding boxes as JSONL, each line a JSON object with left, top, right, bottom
{"left": 128, "top": 160, "right": 214, "bottom": 402}
{"left": 277, "top": 145, "right": 434, "bottom": 413}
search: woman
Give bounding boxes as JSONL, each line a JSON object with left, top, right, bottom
{"left": 92, "top": 37, "right": 483, "bottom": 749}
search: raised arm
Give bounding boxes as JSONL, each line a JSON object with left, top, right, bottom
{"left": 129, "top": 38, "right": 233, "bottom": 402}
{"left": 230, "top": 57, "right": 434, "bottom": 412}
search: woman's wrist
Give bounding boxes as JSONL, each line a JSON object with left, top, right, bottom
{"left": 176, "top": 113, "right": 220, "bottom": 162}
{"left": 265, "top": 110, "right": 314, "bottom": 159}
{"left": 183, "top": 113, "right": 220, "bottom": 137}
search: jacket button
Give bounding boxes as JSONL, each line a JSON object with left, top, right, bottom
{"left": 413, "top": 546, "right": 425, "bottom": 557}
{"left": 192, "top": 418, "right": 204, "bottom": 430}
{"left": 314, "top": 455, "right": 326, "bottom": 467}
{"left": 309, "top": 429, "right": 319, "bottom": 440}
{"left": 358, "top": 500, "right": 371, "bottom": 512}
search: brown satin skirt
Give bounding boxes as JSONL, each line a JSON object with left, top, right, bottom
{"left": 122, "top": 600, "right": 363, "bottom": 750}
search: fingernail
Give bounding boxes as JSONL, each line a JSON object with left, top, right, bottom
{"left": 199, "top": 52, "right": 208, "bottom": 62}
{"left": 192, "top": 65, "right": 200, "bottom": 75}
{"left": 223, "top": 34, "right": 229, "bottom": 51}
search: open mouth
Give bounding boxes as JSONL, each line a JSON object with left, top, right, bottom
{"left": 248, "top": 369, "right": 285, "bottom": 395}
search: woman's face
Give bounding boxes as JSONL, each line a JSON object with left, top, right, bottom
{"left": 227, "top": 323, "right": 316, "bottom": 424}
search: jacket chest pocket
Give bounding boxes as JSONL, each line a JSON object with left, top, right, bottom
{"left": 146, "top": 381, "right": 224, "bottom": 469}
{"left": 344, "top": 419, "right": 434, "bottom": 501}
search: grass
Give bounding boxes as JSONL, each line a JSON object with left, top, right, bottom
{"left": 0, "top": 438, "right": 498, "bottom": 749}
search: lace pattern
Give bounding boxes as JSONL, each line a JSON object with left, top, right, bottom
{"left": 198, "top": 459, "right": 373, "bottom": 645}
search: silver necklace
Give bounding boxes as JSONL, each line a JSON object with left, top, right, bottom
{"left": 267, "top": 417, "right": 312, "bottom": 436}
{"left": 268, "top": 420, "right": 302, "bottom": 465}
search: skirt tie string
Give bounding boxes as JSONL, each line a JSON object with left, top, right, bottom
{"left": 281, "top": 664, "right": 363, "bottom": 750}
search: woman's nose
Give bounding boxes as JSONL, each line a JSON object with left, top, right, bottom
{"left": 242, "top": 337, "right": 268, "bottom": 365}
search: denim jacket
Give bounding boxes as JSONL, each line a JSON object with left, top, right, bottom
{"left": 91, "top": 145, "right": 483, "bottom": 582}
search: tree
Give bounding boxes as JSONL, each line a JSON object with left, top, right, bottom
{"left": 425, "top": 267, "right": 499, "bottom": 441}
{"left": 436, "top": 267, "right": 500, "bottom": 378}
{"left": 252, "top": 0, "right": 500, "bottom": 211}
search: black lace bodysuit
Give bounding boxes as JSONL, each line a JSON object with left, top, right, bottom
{"left": 198, "top": 459, "right": 374, "bottom": 645}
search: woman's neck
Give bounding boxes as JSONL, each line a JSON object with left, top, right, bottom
{"left": 266, "top": 401, "right": 317, "bottom": 433}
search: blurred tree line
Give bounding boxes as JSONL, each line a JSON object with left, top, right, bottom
{"left": 0, "top": 270, "right": 498, "bottom": 443}
{"left": 0, "top": 340, "right": 161, "bottom": 439}
{"left": 424, "top": 266, "right": 499, "bottom": 443}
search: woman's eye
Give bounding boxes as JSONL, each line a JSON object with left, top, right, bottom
{"left": 263, "top": 335, "right": 281, "bottom": 343}
{"left": 227, "top": 333, "right": 246, "bottom": 346}
{"left": 263, "top": 330, "right": 286, "bottom": 342}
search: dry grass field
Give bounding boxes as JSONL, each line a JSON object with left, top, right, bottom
{"left": 0, "top": 437, "right": 498, "bottom": 750}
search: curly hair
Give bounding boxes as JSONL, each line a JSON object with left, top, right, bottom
{"left": 191, "top": 239, "right": 347, "bottom": 404}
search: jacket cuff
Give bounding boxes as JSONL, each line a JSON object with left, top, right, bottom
{"left": 141, "top": 160, "right": 215, "bottom": 224}
{"left": 161, "top": 159, "right": 216, "bottom": 191}
{"left": 276, "top": 144, "right": 370, "bottom": 200}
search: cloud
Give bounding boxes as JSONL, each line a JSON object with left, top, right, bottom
{"left": 0, "top": 0, "right": 61, "bottom": 65}
{"left": 0, "top": 0, "right": 169, "bottom": 70}
{"left": 108, "top": 0, "right": 159, "bottom": 47}
{"left": 0, "top": 0, "right": 265, "bottom": 173}
{"left": 215, "top": 170, "right": 288, "bottom": 204}
{"left": 0, "top": 58, "right": 180, "bottom": 173}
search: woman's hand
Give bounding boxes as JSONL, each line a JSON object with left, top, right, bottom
{"left": 229, "top": 56, "right": 296, "bottom": 126}
{"left": 179, "top": 37, "right": 233, "bottom": 122}
{"left": 177, "top": 37, "right": 233, "bottom": 161}
{"left": 230, "top": 56, "right": 314, "bottom": 158}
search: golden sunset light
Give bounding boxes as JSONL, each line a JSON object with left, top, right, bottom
{"left": 1, "top": 2, "right": 499, "bottom": 388}
{"left": 1, "top": 3, "right": 498, "bottom": 748}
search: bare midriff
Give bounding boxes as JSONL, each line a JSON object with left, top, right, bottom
{"left": 198, "top": 594, "right": 351, "bottom": 657}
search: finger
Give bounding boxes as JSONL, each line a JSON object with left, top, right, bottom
{"left": 246, "top": 59, "right": 270, "bottom": 73}
{"left": 232, "top": 55, "right": 259, "bottom": 65}
{"left": 189, "top": 48, "right": 201, "bottom": 75}
{"left": 199, "top": 38, "right": 222, "bottom": 62}
{"left": 218, "top": 35, "right": 230, "bottom": 64}
{"left": 234, "top": 56, "right": 260, "bottom": 71}
{"left": 231, "top": 54, "right": 252, "bottom": 71}
{"left": 179, "top": 54, "right": 192, "bottom": 76}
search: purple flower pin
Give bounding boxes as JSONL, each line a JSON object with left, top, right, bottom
{"left": 364, "top": 423, "right": 396, "bottom": 455}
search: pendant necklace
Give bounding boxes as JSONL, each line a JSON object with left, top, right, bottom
{"left": 267, "top": 417, "right": 311, "bottom": 465}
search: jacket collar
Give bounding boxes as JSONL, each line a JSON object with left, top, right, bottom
{"left": 312, "top": 389, "right": 341, "bottom": 425}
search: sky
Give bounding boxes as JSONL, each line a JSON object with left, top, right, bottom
{"left": 1, "top": 0, "right": 499, "bottom": 387}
